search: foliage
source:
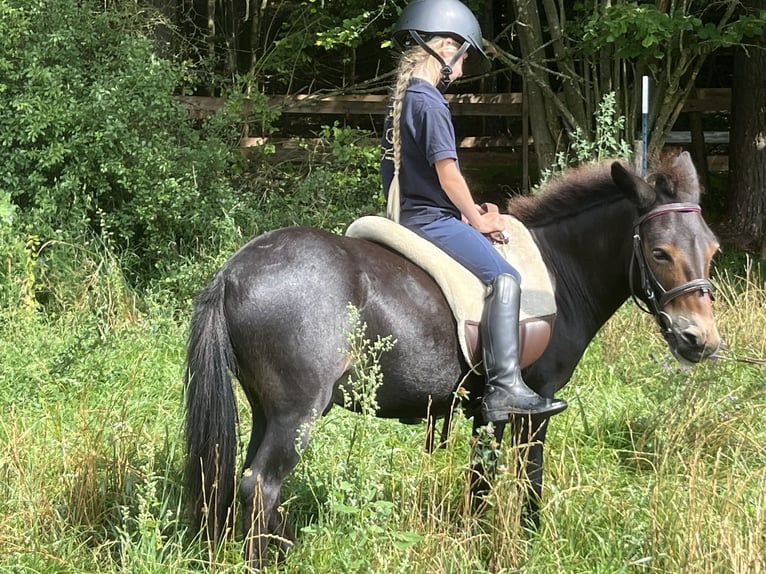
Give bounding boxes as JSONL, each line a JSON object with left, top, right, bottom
{"left": 1, "top": 243, "right": 765, "bottom": 571}
{"left": 0, "top": 0, "right": 271, "bottom": 286}
{"left": 200, "top": 78, "right": 281, "bottom": 150}
{"left": 246, "top": 123, "right": 384, "bottom": 235}
{"left": 578, "top": 2, "right": 766, "bottom": 73}
{"left": 337, "top": 302, "right": 396, "bottom": 414}
{"left": 142, "top": 121, "right": 383, "bottom": 304}
{"left": 0, "top": 242, "right": 189, "bottom": 570}
{"left": 1, "top": 1, "right": 765, "bottom": 569}
{"left": 314, "top": 4, "right": 388, "bottom": 51}
{"left": 0, "top": 0, "right": 387, "bottom": 308}
{"left": 497, "top": 0, "right": 766, "bottom": 171}
{"left": 539, "top": 92, "right": 632, "bottom": 186}
{"left": 212, "top": 0, "right": 398, "bottom": 92}
{"left": 0, "top": 192, "right": 30, "bottom": 310}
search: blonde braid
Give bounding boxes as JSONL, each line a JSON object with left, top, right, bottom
{"left": 386, "top": 37, "right": 451, "bottom": 221}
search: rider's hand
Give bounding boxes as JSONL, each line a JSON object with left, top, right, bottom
{"left": 469, "top": 210, "right": 506, "bottom": 235}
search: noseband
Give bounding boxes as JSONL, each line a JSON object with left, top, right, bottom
{"left": 630, "top": 202, "right": 714, "bottom": 335}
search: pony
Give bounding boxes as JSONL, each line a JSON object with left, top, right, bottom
{"left": 183, "top": 151, "right": 720, "bottom": 568}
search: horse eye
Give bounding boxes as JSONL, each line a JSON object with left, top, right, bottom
{"left": 652, "top": 248, "right": 671, "bottom": 262}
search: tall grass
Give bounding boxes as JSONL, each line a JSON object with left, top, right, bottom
{"left": 1, "top": 245, "right": 764, "bottom": 572}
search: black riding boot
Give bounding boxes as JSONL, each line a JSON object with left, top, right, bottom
{"left": 480, "top": 273, "right": 568, "bottom": 422}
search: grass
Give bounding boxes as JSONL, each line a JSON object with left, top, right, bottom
{"left": 0, "top": 249, "right": 765, "bottom": 573}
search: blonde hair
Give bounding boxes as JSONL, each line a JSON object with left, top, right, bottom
{"left": 386, "top": 36, "right": 459, "bottom": 221}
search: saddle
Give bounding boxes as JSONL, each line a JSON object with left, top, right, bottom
{"left": 345, "top": 215, "right": 556, "bottom": 370}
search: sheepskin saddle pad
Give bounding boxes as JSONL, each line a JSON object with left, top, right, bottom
{"left": 345, "top": 215, "right": 556, "bottom": 370}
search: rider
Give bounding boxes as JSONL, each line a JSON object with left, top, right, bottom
{"left": 381, "top": 0, "right": 567, "bottom": 421}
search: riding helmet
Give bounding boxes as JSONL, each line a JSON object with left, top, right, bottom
{"left": 392, "top": 0, "right": 491, "bottom": 76}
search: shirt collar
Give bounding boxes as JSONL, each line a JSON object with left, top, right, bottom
{"left": 406, "top": 77, "right": 447, "bottom": 103}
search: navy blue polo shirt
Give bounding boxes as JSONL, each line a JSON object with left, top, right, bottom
{"left": 381, "top": 78, "right": 461, "bottom": 226}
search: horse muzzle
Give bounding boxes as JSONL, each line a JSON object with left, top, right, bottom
{"left": 661, "top": 312, "right": 722, "bottom": 364}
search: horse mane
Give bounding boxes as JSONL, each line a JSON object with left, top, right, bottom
{"left": 646, "top": 149, "right": 704, "bottom": 203}
{"left": 507, "top": 151, "right": 702, "bottom": 227}
{"left": 507, "top": 160, "right": 624, "bottom": 227}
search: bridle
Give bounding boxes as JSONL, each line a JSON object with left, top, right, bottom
{"left": 630, "top": 202, "right": 766, "bottom": 366}
{"left": 629, "top": 202, "right": 714, "bottom": 336}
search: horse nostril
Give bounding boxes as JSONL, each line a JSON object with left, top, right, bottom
{"left": 679, "top": 327, "right": 702, "bottom": 349}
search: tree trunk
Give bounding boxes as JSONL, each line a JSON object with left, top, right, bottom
{"left": 511, "top": 0, "right": 559, "bottom": 172}
{"left": 207, "top": 0, "right": 216, "bottom": 93}
{"left": 725, "top": 0, "right": 766, "bottom": 256}
{"left": 539, "top": 0, "right": 587, "bottom": 133}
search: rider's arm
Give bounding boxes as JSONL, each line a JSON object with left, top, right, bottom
{"left": 435, "top": 158, "right": 505, "bottom": 234}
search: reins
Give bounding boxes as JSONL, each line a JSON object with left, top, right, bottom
{"left": 629, "top": 202, "right": 715, "bottom": 335}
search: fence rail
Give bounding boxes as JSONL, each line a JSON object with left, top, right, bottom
{"left": 179, "top": 88, "right": 730, "bottom": 118}
{"left": 178, "top": 88, "right": 731, "bottom": 176}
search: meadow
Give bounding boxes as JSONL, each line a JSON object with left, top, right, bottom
{"left": 1, "top": 243, "right": 764, "bottom": 573}
{"left": 3, "top": 2, "right": 764, "bottom": 571}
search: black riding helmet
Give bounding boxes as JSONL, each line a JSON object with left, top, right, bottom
{"left": 392, "top": 0, "right": 491, "bottom": 79}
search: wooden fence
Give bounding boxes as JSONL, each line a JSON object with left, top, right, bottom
{"left": 179, "top": 88, "right": 731, "bottom": 180}
{"left": 179, "top": 88, "right": 730, "bottom": 119}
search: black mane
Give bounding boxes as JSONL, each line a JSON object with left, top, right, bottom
{"left": 507, "top": 161, "right": 625, "bottom": 228}
{"left": 507, "top": 152, "right": 702, "bottom": 228}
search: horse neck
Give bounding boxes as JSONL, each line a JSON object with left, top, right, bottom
{"left": 534, "top": 197, "right": 636, "bottom": 336}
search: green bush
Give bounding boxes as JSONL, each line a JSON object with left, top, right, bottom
{"left": 0, "top": 0, "right": 384, "bottom": 307}
{"left": 242, "top": 123, "right": 383, "bottom": 233}
{"left": 0, "top": 192, "right": 33, "bottom": 310}
{"left": 0, "top": 0, "right": 255, "bottom": 283}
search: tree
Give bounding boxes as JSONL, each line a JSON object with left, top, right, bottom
{"left": 133, "top": 0, "right": 766, "bottom": 192}
{"left": 0, "top": 0, "right": 257, "bottom": 278}
{"left": 490, "top": 0, "right": 766, "bottom": 173}
{"left": 167, "top": 0, "right": 395, "bottom": 95}
{"left": 724, "top": 0, "right": 766, "bottom": 258}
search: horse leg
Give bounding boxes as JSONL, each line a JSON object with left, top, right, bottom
{"left": 239, "top": 412, "right": 309, "bottom": 570}
{"left": 469, "top": 418, "right": 507, "bottom": 510}
{"left": 424, "top": 415, "right": 436, "bottom": 454}
{"left": 468, "top": 415, "right": 549, "bottom": 529}
{"left": 438, "top": 409, "right": 454, "bottom": 450}
{"left": 424, "top": 410, "right": 455, "bottom": 453}
{"left": 510, "top": 415, "right": 549, "bottom": 529}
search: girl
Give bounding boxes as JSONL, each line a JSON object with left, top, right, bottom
{"left": 381, "top": 0, "right": 567, "bottom": 421}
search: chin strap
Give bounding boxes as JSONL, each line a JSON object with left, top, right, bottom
{"left": 408, "top": 30, "right": 470, "bottom": 91}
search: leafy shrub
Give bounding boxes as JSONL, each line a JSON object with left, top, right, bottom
{"left": 539, "top": 92, "right": 632, "bottom": 186}
{"left": 250, "top": 123, "right": 385, "bottom": 235}
{"left": 0, "top": 0, "right": 383, "bottom": 307}
{"left": 147, "top": 122, "right": 384, "bottom": 304}
{"left": 0, "top": 0, "right": 264, "bottom": 285}
{"left": 0, "top": 192, "right": 33, "bottom": 310}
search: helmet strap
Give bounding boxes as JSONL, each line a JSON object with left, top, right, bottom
{"left": 408, "top": 31, "right": 470, "bottom": 92}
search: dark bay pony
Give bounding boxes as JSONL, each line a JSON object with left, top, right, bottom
{"left": 184, "top": 151, "right": 721, "bottom": 568}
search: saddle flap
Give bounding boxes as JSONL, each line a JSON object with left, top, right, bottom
{"left": 465, "top": 317, "right": 552, "bottom": 369}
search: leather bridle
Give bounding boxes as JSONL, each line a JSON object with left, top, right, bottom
{"left": 630, "top": 202, "right": 714, "bottom": 335}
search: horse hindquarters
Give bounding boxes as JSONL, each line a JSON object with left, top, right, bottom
{"left": 183, "top": 273, "right": 239, "bottom": 543}
{"left": 221, "top": 230, "right": 365, "bottom": 567}
{"left": 186, "top": 226, "right": 467, "bottom": 567}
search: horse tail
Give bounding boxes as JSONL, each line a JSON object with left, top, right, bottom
{"left": 183, "top": 272, "right": 238, "bottom": 542}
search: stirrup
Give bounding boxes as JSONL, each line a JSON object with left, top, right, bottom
{"left": 481, "top": 396, "right": 567, "bottom": 422}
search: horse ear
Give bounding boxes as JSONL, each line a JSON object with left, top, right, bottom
{"left": 610, "top": 161, "right": 655, "bottom": 209}
{"left": 672, "top": 150, "right": 697, "bottom": 182}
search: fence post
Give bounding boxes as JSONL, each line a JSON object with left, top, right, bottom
{"left": 633, "top": 140, "right": 644, "bottom": 175}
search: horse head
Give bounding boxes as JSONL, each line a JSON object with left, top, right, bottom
{"left": 611, "top": 151, "right": 721, "bottom": 364}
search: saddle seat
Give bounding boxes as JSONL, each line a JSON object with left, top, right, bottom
{"left": 345, "top": 215, "right": 556, "bottom": 370}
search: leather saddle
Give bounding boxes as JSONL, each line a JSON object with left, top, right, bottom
{"left": 345, "top": 215, "right": 556, "bottom": 370}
